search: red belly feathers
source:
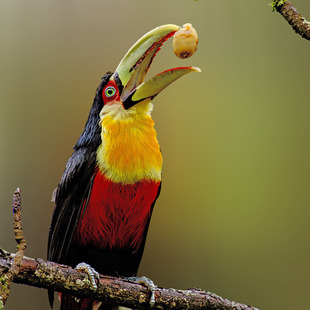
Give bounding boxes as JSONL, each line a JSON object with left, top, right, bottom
{"left": 73, "top": 170, "right": 160, "bottom": 250}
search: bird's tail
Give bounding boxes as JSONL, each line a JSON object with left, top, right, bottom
{"left": 59, "top": 293, "right": 96, "bottom": 310}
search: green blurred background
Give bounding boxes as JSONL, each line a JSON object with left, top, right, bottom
{"left": 1, "top": 0, "right": 310, "bottom": 309}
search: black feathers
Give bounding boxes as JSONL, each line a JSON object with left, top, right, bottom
{"left": 74, "top": 72, "right": 112, "bottom": 150}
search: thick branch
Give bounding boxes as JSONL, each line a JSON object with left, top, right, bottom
{"left": 272, "top": 0, "right": 310, "bottom": 41}
{"left": 0, "top": 250, "right": 258, "bottom": 310}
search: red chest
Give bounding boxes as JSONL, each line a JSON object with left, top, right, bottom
{"left": 73, "top": 171, "right": 160, "bottom": 250}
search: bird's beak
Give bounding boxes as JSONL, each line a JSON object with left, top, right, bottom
{"left": 112, "top": 24, "right": 201, "bottom": 109}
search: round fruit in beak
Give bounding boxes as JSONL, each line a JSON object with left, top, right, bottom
{"left": 173, "top": 23, "right": 198, "bottom": 59}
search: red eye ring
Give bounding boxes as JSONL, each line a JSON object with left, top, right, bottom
{"left": 102, "top": 80, "right": 119, "bottom": 103}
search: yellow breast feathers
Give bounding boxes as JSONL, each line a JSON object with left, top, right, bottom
{"left": 97, "top": 101, "right": 163, "bottom": 184}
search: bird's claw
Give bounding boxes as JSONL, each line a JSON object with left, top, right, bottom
{"left": 126, "top": 276, "right": 156, "bottom": 308}
{"left": 75, "top": 262, "right": 99, "bottom": 291}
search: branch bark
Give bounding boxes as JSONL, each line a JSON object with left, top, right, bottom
{"left": 272, "top": 0, "right": 310, "bottom": 41}
{"left": 0, "top": 250, "right": 258, "bottom": 310}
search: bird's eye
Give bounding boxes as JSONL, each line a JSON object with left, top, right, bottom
{"left": 105, "top": 86, "right": 116, "bottom": 98}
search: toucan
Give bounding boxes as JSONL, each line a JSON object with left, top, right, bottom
{"left": 48, "top": 24, "right": 200, "bottom": 310}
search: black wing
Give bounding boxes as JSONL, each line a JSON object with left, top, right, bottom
{"left": 47, "top": 147, "right": 97, "bottom": 263}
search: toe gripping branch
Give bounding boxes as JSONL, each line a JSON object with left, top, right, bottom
{"left": 126, "top": 276, "right": 156, "bottom": 308}
{"left": 75, "top": 264, "right": 156, "bottom": 307}
{"left": 75, "top": 262, "right": 100, "bottom": 291}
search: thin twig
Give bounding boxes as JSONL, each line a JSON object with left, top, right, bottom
{"left": 272, "top": 0, "right": 310, "bottom": 41}
{"left": 0, "top": 189, "right": 27, "bottom": 308}
{"left": 11, "top": 188, "right": 27, "bottom": 275}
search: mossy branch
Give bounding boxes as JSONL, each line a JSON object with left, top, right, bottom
{"left": 271, "top": 0, "right": 310, "bottom": 40}
{"left": 0, "top": 250, "right": 258, "bottom": 310}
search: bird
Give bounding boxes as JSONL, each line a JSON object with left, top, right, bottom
{"left": 47, "top": 24, "right": 200, "bottom": 310}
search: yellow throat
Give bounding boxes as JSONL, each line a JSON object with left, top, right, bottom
{"left": 96, "top": 100, "right": 163, "bottom": 184}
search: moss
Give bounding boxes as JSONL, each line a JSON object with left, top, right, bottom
{"left": 0, "top": 275, "right": 9, "bottom": 309}
{"left": 0, "top": 275, "right": 9, "bottom": 291}
{"left": 270, "top": 0, "right": 287, "bottom": 11}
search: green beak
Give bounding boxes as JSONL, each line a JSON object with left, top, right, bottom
{"left": 112, "top": 24, "right": 200, "bottom": 109}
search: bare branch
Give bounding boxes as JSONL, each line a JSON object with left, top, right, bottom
{"left": 0, "top": 251, "right": 259, "bottom": 310}
{"left": 272, "top": 0, "right": 310, "bottom": 41}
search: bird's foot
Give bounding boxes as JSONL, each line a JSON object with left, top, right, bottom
{"left": 126, "top": 276, "right": 156, "bottom": 308}
{"left": 75, "top": 262, "right": 99, "bottom": 291}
